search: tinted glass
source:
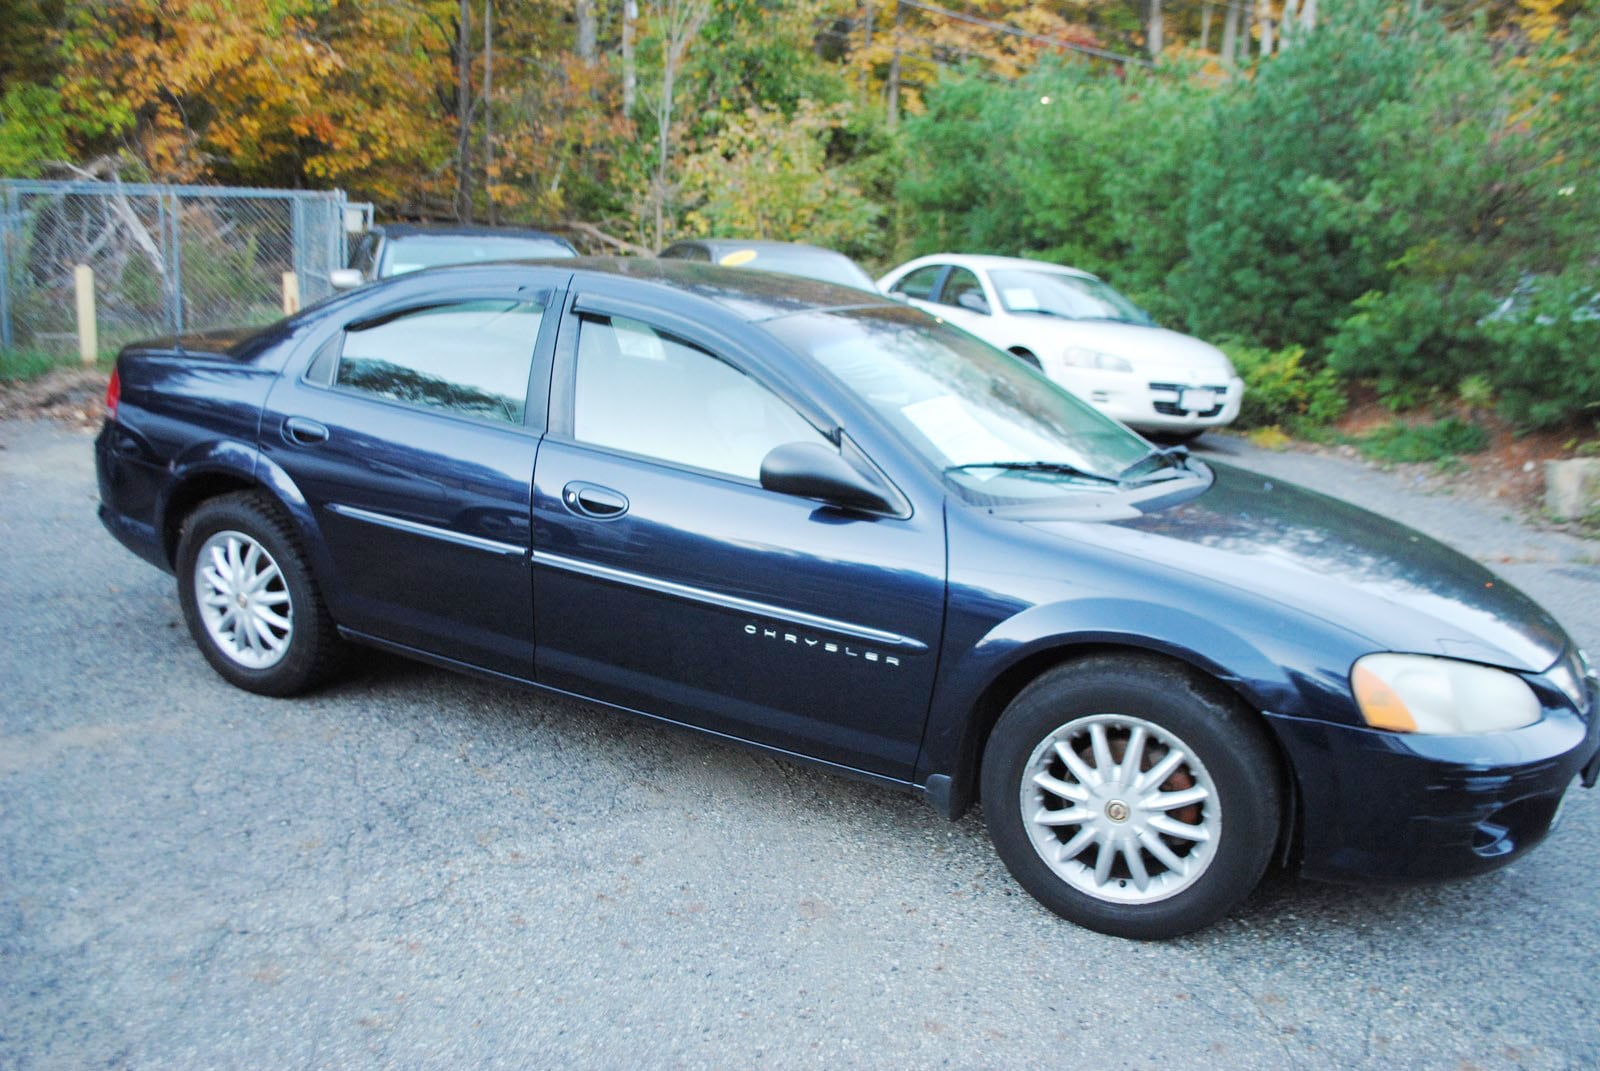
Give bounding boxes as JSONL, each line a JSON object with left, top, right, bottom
{"left": 891, "top": 264, "right": 944, "bottom": 301}
{"left": 383, "top": 235, "right": 576, "bottom": 274}
{"left": 350, "top": 233, "right": 379, "bottom": 275}
{"left": 940, "top": 268, "right": 987, "bottom": 312}
{"left": 660, "top": 243, "right": 712, "bottom": 262}
{"left": 335, "top": 300, "right": 542, "bottom": 424}
{"left": 990, "top": 268, "right": 1152, "bottom": 325}
{"left": 573, "top": 315, "right": 829, "bottom": 479}
{"left": 763, "top": 307, "right": 1150, "bottom": 502}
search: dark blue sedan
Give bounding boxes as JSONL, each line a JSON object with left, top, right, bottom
{"left": 95, "top": 258, "right": 1600, "bottom": 939}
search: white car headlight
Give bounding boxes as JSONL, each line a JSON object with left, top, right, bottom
{"left": 1351, "top": 653, "right": 1542, "bottom": 734}
{"left": 1062, "top": 346, "right": 1132, "bottom": 373}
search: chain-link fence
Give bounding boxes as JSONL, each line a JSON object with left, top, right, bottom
{"left": 0, "top": 180, "right": 349, "bottom": 360}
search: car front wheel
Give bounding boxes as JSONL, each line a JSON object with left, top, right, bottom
{"left": 981, "top": 655, "right": 1281, "bottom": 939}
{"left": 176, "top": 492, "right": 341, "bottom": 696}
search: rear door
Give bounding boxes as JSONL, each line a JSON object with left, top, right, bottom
{"left": 529, "top": 293, "right": 948, "bottom": 780}
{"left": 259, "top": 268, "right": 568, "bottom": 677}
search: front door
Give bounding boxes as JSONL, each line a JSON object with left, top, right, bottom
{"left": 530, "top": 300, "right": 947, "bottom": 780}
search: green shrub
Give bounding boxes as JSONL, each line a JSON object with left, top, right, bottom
{"left": 1325, "top": 282, "right": 1497, "bottom": 407}
{"left": 1478, "top": 273, "right": 1600, "bottom": 430}
{"left": 1224, "top": 342, "right": 1347, "bottom": 432}
{"left": 0, "top": 348, "right": 65, "bottom": 382}
{"left": 1357, "top": 419, "right": 1488, "bottom": 463}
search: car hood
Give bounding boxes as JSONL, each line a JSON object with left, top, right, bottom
{"left": 1030, "top": 320, "right": 1232, "bottom": 379}
{"left": 1022, "top": 462, "right": 1566, "bottom": 673}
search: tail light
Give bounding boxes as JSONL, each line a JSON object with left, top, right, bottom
{"left": 105, "top": 367, "right": 120, "bottom": 419}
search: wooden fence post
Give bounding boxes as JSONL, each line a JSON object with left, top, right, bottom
{"left": 75, "top": 265, "right": 97, "bottom": 366}
{"left": 281, "top": 271, "right": 301, "bottom": 316}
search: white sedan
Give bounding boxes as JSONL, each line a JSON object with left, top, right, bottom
{"left": 878, "top": 254, "right": 1243, "bottom": 439}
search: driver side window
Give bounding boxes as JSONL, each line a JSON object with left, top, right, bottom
{"left": 891, "top": 265, "right": 944, "bottom": 301}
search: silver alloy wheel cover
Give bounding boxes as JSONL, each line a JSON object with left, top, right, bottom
{"left": 193, "top": 529, "right": 294, "bottom": 670}
{"left": 1020, "top": 713, "right": 1220, "bottom": 905}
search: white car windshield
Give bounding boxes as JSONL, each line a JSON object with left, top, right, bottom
{"left": 763, "top": 307, "right": 1163, "bottom": 503}
{"left": 990, "top": 269, "right": 1152, "bottom": 326}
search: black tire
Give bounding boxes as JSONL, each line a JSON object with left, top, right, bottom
{"left": 1009, "top": 348, "right": 1043, "bottom": 370}
{"left": 175, "top": 491, "right": 343, "bottom": 696}
{"left": 981, "top": 654, "right": 1281, "bottom": 940}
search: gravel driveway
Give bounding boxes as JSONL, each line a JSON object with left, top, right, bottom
{"left": 2, "top": 419, "right": 1597, "bottom": 1070}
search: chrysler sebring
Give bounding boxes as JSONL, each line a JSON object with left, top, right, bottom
{"left": 95, "top": 259, "right": 1598, "bottom": 939}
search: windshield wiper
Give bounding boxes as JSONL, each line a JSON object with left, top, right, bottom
{"left": 1117, "top": 444, "right": 1191, "bottom": 481}
{"left": 944, "top": 460, "right": 1123, "bottom": 485}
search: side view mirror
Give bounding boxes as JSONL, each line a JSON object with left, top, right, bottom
{"left": 330, "top": 268, "right": 365, "bottom": 290}
{"left": 760, "top": 441, "right": 894, "bottom": 514}
{"left": 956, "top": 290, "right": 990, "bottom": 315}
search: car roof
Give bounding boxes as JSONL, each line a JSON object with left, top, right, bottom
{"left": 893, "top": 253, "right": 1098, "bottom": 280}
{"left": 472, "top": 256, "right": 901, "bottom": 323}
{"left": 666, "top": 239, "right": 846, "bottom": 256}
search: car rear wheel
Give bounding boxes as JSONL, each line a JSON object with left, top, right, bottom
{"left": 176, "top": 492, "right": 341, "bottom": 696}
{"left": 981, "top": 655, "right": 1281, "bottom": 939}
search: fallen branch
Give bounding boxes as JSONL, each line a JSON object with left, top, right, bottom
{"left": 557, "top": 220, "right": 653, "bottom": 257}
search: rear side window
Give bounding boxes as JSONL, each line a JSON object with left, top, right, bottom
{"left": 332, "top": 300, "right": 543, "bottom": 425}
{"left": 890, "top": 264, "right": 943, "bottom": 301}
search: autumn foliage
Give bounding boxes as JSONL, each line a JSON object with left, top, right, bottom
{"left": 3, "top": 0, "right": 1595, "bottom": 430}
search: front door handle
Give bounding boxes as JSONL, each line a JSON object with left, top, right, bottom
{"left": 561, "top": 481, "right": 629, "bottom": 520}
{"left": 283, "top": 416, "right": 330, "bottom": 445}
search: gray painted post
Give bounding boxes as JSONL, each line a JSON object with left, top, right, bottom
{"left": 0, "top": 201, "right": 12, "bottom": 352}
{"left": 168, "top": 190, "right": 185, "bottom": 335}
{"left": 291, "top": 196, "right": 308, "bottom": 297}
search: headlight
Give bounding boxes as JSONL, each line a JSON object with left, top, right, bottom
{"left": 1351, "top": 654, "right": 1541, "bottom": 734}
{"left": 1061, "top": 346, "right": 1132, "bottom": 373}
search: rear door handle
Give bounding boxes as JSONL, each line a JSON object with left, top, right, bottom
{"left": 562, "top": 481, "right": 629, "bottom": 520}
{"left": 283, "top": 416, "right": 329, "bottom": 445}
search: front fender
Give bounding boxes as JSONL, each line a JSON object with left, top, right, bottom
{"left": 915, "top": 594, "right": 1371, "bottom": 819}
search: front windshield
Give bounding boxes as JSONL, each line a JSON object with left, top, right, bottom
{"left": 385, "top": 235, "right": 576, "bottom": 274}
{"left": 763, "top": 306, "right": 1155, "bottom": 504}
{"left": 991, "top": 268, "right": 1152, "bottom": 325}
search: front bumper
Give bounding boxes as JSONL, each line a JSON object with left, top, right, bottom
{"left": 1049, "top": 370, "right": 1245, "bottom": 433}
{"left": 1265, "top": 698, "right": 1600, "bottom": 883}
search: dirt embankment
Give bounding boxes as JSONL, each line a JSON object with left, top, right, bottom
{"left": 1314, "top": 398, "right": 1588, "bottom": 520}
{"left": 0, "top": 368, "right": 107, "bottom": 430}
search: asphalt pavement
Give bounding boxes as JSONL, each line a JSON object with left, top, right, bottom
{"left": 2, "top": 418, "right": 1597, "bottom": 1070}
